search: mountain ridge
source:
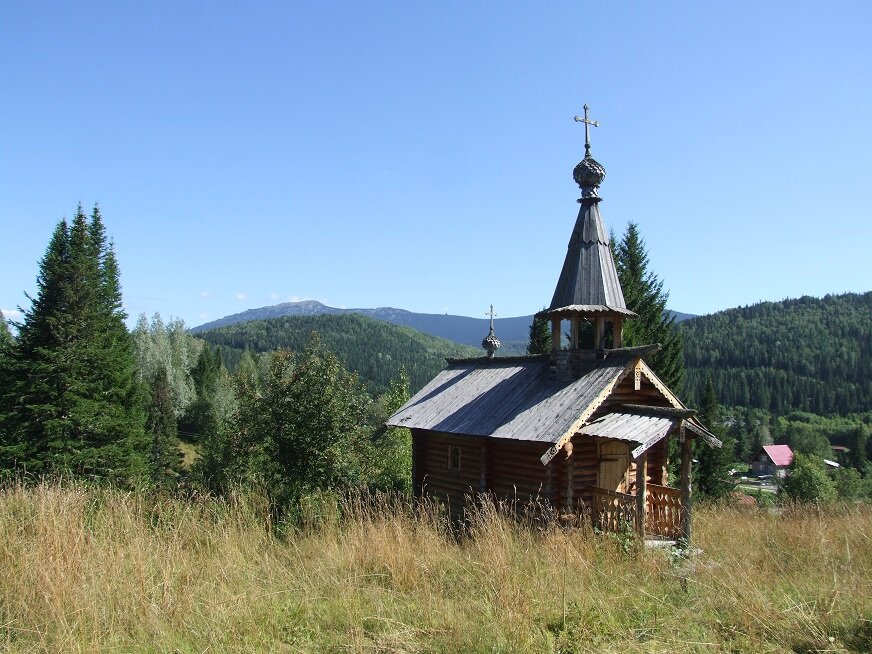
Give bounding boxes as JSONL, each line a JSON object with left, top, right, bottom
{"left": 195, "top": 292, "right": 871, "bottom": 416}
{"left": 192, "top": 300, "right": 696, "bottom": 351}
{"left": 195, "top": 312, "right": 480, "bottom": 394}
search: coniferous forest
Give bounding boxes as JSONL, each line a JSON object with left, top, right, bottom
{"left": 1, "top": 211, "right": 871, "bottom": 503}
{"left": 196, "top": 313, "right": 479, "bottom": 394}
{"left": 682, "top": 292, "right": 872, "bottom": 415}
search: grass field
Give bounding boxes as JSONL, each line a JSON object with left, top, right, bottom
{"left": 0, "top": 483, "right": 869, "bottom": 653}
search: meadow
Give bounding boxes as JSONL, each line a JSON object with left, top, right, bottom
{"left": 1, "top": 483, "right": 869, "bottom": 653}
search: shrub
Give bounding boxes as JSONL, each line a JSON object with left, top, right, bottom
{"left": 780, "top": 453, "right": 836, "bottom": 502}
{"left": 833, "top": 466, "right": 864, "bottom": 501}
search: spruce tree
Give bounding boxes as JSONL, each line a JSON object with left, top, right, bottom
{"left": 694, "top": 376, "right": 736, "bottom": 500}
{"left": 1, "top": 206, "right": 145, "bottom": 480}
{"left": 614, "top": 222, "right": 684, "bottom": 392}
{"left": 147, "top": 368, "right": 183, "bottom": 489}
{"left": 179, "top": 345, "right": 222, "bottom": 441}
{"left": 0, "top": 311, "right": 12, "bottom": 348}
{"left": 527, "top": 311, "right": 551, "bottom": 355}
{"left": 1, "top": 219, "right": 73, "bottom": 472}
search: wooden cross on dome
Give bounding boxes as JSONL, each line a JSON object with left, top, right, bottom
{"left": 574, "top": 104, "right": 599, "bottom": 156}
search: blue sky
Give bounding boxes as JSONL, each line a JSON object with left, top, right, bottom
{"left": 3, "top": 2, "right": 871, "bottom": 329}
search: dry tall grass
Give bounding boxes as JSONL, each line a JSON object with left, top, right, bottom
{"left": 0, "top": 483, "right": 869, "bottom": 653}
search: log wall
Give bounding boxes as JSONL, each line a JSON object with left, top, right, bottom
{"left": 487, "top": 438, "right": 551, "bottom": 504}
{"left": 411, "top": 369, "right": 678, "bottom": 518}
{"left": 412, "top": 430, "right": 484, "bottom": 514}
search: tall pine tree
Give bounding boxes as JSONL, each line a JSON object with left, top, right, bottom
{"left": 1, "top": 205, "right": 144, "bottom": 481}
{"left": 147, "top": 368, "right": 183, "bottom": 489}
{"left": 526, "top": 310, "right": 551, "bottom": 355}
{"left": 695, "top": 376, "right": 736, "bottom": 500}
{"left": 0, "top": 311, "right": 14, "bottom": 441}
{"left": 614, "top": 222, "right": 685, "bottom": 393}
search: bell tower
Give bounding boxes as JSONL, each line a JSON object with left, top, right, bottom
{"left": 539, "top": 105, "right": 636, "bottom": 380}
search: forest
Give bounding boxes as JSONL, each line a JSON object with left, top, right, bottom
{"left": 197, "top": 312, "right": 478, "bottom": 394}
{"left": 1, "top": 211, "right": 871, "bottom": 505}
{"left": 0, "top": 208, "right": 415, "bottom": 507}
{"left": 682, "top": 292, "right": 872, "bottom": 415}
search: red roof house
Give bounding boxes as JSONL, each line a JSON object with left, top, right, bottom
{"left": 751, "top": 444, "right": 794, "bottom": 477}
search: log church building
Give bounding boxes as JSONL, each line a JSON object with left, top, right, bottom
{"left": 387, "top": 106, "right": 721, "bottom": 540}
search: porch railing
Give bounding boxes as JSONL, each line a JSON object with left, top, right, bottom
{"left": 585, "top": 484, "right": 683, "bottom": 539}
{"left": 646, "top": 483, "right": 682, "bottom": 539}
{"left": 588, "top": 486, "right": 637, "bottom": 533}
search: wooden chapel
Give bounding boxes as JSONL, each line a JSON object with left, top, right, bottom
{"left": 386, "top": 106, "right": 721, "bottom": 540}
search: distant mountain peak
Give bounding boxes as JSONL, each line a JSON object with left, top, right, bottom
{"left": 191, "top": 299, "right": 696, "bottom": 352}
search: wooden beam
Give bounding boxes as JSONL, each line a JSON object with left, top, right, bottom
{"left": 594, "top": 317, "right": 604, "bottom": 349}
{"left": 570, "top": 317, "right": 579, "bottom": 350}
{"left": 613, "top": 317, "right": 623, "bottom": 348}
{"left": 545, "top": 459, "right": 553, "bottom": 499}
{"left": 621, "top": 404, "right": 697, "bottom": 419}
{"left": 551, "top": 318, "right": 561, "bottom": 354}
{"left": 680, "top": 424, "right": 692, "bottom": 543}
{"left": 636, "top": 453, "right": 647, "bottom": 539}
{"left": 479, "top": 437, "right": 487, "bottom": 493}
{"left": 565, "top": 441, "right": 574, "bottom": 511}
{"left": 540, "top": 362, "right": 635, "bottom": 465}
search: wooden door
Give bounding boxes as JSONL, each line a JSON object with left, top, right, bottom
{"left": 598, "top": 440, "right": 629, "bottom": 492}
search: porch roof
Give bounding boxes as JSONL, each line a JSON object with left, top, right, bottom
{"left": 578, "top": 411, "right": 676, "bottom": 459}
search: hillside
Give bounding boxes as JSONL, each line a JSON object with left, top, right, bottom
{"left": 191, "top": 300, "right": 533, "bottom": 351}
{"left": 681, "top": 292, "right": 872, "bottom": 415}
{"left": 191, "top": 300, "right": 695, "bottom": 354}
{"left": 196, "top": 313, "right": 480, "bottom": 393}
{"left": 194, "top": 294, "right": 871, "bottom": 416}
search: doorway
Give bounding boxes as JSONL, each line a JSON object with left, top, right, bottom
{"left": 598, "top": 440, "right": 629, "bottom": 492}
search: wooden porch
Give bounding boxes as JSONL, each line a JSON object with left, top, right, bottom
{"left": 580, "top": 412, "right": 697, "bottom": 542}
{"left": 587, "top": 483, "right": 684, "bottom": 539}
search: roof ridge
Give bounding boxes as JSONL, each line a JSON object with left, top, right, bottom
{"left": 603, "top": 343, "right": 661, "bottom": 358}
{"left": 444, "top": 354, "right": 549, "bottom": 365}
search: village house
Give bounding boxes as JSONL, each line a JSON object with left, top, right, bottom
{"left": 387, "top": 106, "right": 721, "bottom": 541}
{"left": 751, "top": 444, "right": 794, "bottom": 478}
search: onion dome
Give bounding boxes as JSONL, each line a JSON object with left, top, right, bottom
{"left": 573, "top": 155, "right": 606, "bottom": 200}
{"left": 572, "top": 104, "right": 606, "bottom": 201}
{"left": 482, "top": 329, "right": 501, "bottom": 358}
{"left": 482, "top": 304, "right": 501, "bottom": 358}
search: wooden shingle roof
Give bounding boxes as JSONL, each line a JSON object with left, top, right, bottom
{"left": 386, "top": 350, "right": 640, "bottom": 444}
{"left": 578, "top": 412, "right": 675, "bottom": 458}
{"left": 387, "top": 346, "right": 723, "bottom": 455}
{"left": 548, "top": 200, "right": 632, "bottom": 315}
